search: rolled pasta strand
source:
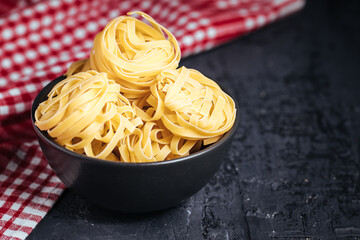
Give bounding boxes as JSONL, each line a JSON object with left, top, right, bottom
{"left": 66, "top": 59, "right": 89, "bottom": 76}
{"left": 66, "top": 11, "right": 181, "bottom": 99}
{"left": 35, "top": 70, "right": 139, "bottom": 161}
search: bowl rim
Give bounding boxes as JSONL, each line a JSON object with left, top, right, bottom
{"left": 31, "top": 75, "right": 240, "bottom": 167}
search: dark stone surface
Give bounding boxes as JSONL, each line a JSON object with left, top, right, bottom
{"left": 28, "top": 1, "right": 360, "bottom": 239}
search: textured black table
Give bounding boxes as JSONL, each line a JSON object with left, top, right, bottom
{"left": 28, "top": 1, "right": 360, "bottom": 239}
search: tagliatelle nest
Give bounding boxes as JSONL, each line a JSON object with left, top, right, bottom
{"left": 118, "top": 121, "right": 201, "bottom": 163}
{"left": 35, "top": 71, "right": 141, "bottom": 161}
{"left": 66, "top": 11, "right": 180, "bottom": 99}
{"left": 134, "top": 67, "right": 236, "bottom": 144}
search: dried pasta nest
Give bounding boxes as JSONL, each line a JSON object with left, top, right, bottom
{"left": 35, "top": 70, "right": 141, "bottom": 161}
{"left": 134, "top": 67, "right": 237, "bottom": 145}
{"left": 118, "top": 121, "right": 201, "bottom": 163}
{"left": 66, "top": 11, "right": 180, "bottom": 99}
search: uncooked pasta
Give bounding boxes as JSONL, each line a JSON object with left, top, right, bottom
{"left": 134, "top": 67, "right": 236, "bottom": 143}
{"left": 35, "top": 71, "right": 140, "bottom": 161}
{"left": 35, "top": 11, "right": 236, "bottom": 163}
{"left": 66, "top": 11, "right": 180, "bottom": 99}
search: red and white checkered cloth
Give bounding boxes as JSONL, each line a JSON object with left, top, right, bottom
{"left": 0, "top": 0, "right": 305, "bottom": 239}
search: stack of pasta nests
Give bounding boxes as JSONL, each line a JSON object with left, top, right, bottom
{"left": 35, "top": 12, "right": 236, "bottom": 163}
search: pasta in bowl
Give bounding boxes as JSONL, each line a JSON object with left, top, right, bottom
{"left": 31, "top": 74, "right": 239, "bottom": 212}
{"left": 31, "top": 11, "right": 239, "bottom": 212}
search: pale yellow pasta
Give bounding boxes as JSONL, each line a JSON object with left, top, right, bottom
{"left": 134, "top": 67, "right": 237, "bottom": 142}
{"left": 118, "top": 121, "right": 200, "bottom": 163}
{"left": 35, "top": 70, "right": 139, "bottom": 161}
{"left": 66, "top": 11, "right": 180, "bottom": 99}
{"left": 34, "top": 70, "right": 202, "bottom": 163}
{"left": 37, "top": 12, "right": 237, "bottom": 163}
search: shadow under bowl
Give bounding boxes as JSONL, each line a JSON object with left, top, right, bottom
{"left": 31, "top": 75, "right": 240, "bottom": 213}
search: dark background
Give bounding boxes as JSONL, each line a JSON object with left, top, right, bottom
{"left": 28, "top": 0, "right": 360, "bottom": 239}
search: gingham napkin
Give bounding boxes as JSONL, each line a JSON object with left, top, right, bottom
{"left": 0, "top": 0, "right": 305, "bottom": 239}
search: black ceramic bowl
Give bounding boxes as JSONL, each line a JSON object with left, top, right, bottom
{"left": 31, "top": 76, "right": 240, "bottom": 213}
